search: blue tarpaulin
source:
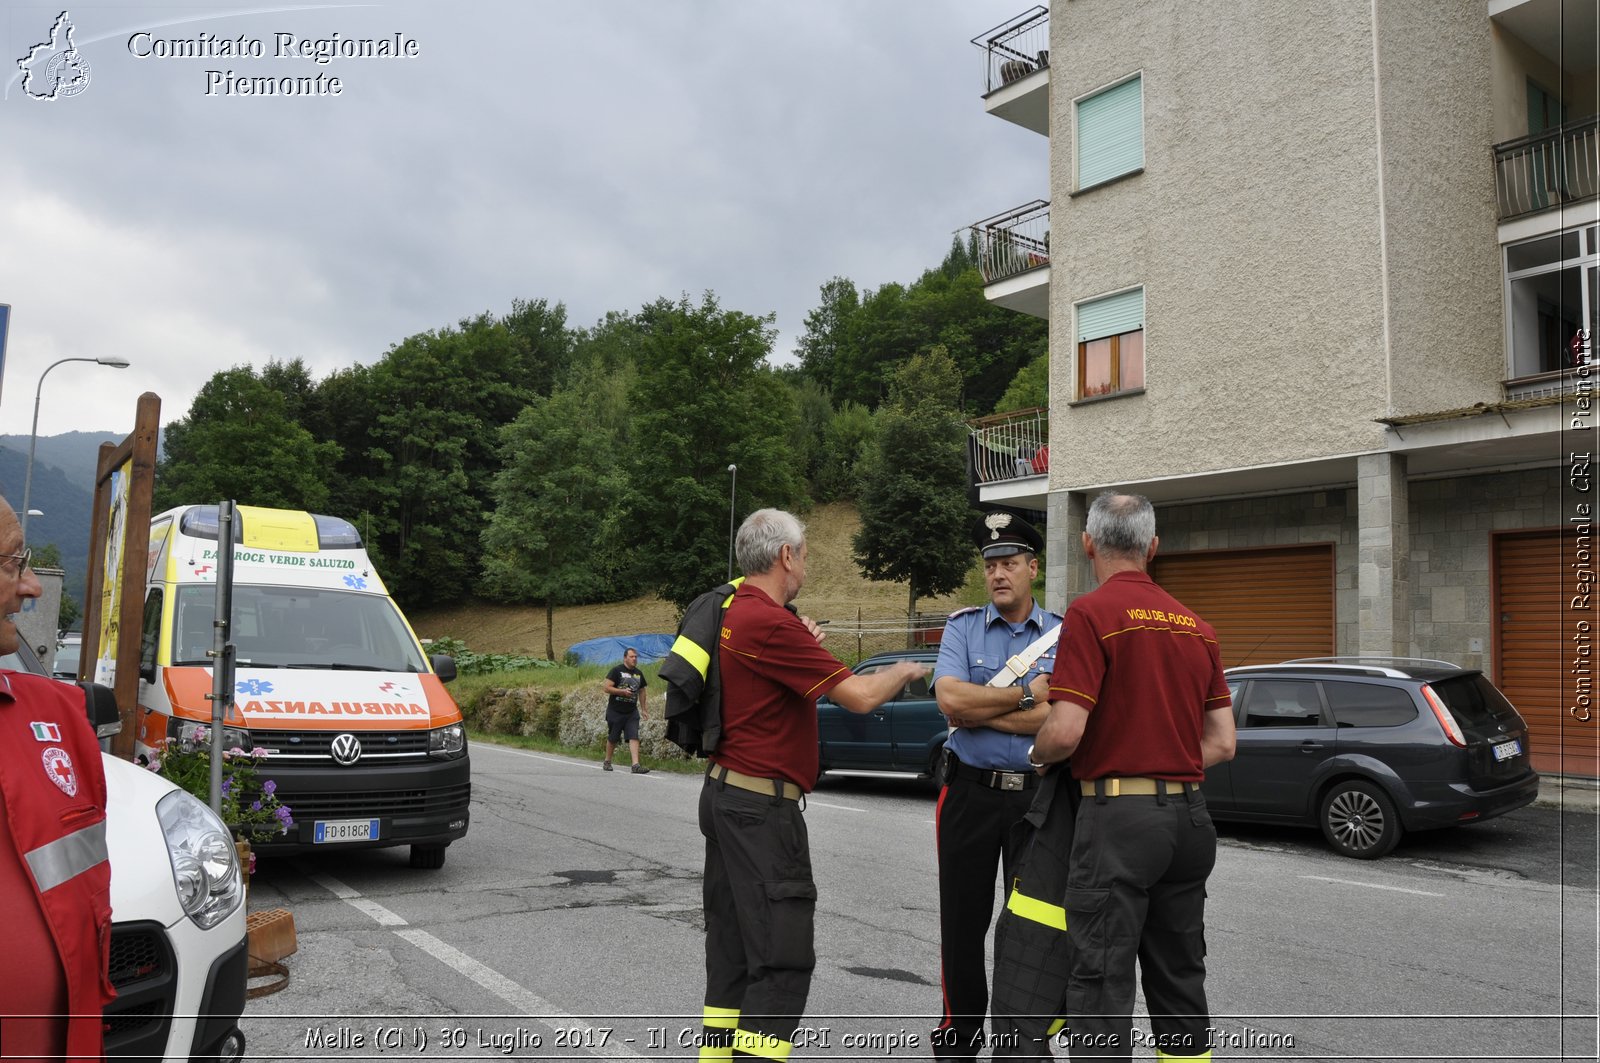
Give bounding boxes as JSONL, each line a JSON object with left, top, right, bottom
{"left": 567, "top": 633, "right": 675, "bottom": 666}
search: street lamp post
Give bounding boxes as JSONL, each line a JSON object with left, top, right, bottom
{"left": 726, "top": 464, "right": 738, "bottom": 580}
{"left": 21, "top": 356, "right": 132, "bottom": 540}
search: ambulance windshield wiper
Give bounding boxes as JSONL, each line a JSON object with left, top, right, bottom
{"left": 271, "top": 661, "right": 386, "bottom": 671}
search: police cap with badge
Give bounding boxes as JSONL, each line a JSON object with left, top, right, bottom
{"left": 978, "top": 511, "right": 1044, "bottom": 559}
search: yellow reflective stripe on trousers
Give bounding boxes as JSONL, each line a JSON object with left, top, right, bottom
{"left": 699, "top": 1007, "right": 738, "bottom": 1062}
{"left": 1155, "top": 1051, "right": 1212, "bottom": 1061}
{"left": 1005, "top": 887, "right": 1067, "bottom": 931}
{"left": 1046, "top": 1019, "right": 1066, "bottom": 1036}
{"left": 732, "top": 1028, "right": 793, "bottom": 1061}
{"left": 672, "top": 634, "right": 712, "bottom": 678}
{"left": 25, "top": 820, "right": 108, "bottom": 893}
{"left": 702, "top": 1006, "right": 739, "bottom": 1029}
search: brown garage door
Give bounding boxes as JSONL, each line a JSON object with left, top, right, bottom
{"left": 1151, "top": 545, "right": 1335, "bottom": 668}
{"left": 1495, "top": 529, "right": 1600, "bottom": 778}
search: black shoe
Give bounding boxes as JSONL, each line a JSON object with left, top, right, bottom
{"left": 602, "top": 760, "right": 613, "bottom": 771}
{"left": 631, "top": 763, "right": 650, "bottom": 774}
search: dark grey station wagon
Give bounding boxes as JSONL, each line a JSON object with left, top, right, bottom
{"left": 1206, "top": 658, "right": 1540, "bottom": 858}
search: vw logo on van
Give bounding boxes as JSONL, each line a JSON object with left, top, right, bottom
{"left": 330, "top": 733, "right": 363, "bottom": 766}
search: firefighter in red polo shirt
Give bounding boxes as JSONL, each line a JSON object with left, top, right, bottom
{"left": 1030, "top": 492, "right": 1236, "bottom": 1063}
{"left": 697, "top": 509, "right": 928, "bottom": 1062}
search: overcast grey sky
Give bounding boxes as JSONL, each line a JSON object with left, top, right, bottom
{"left": 0, "top": 0, "right": 1048, "bottom": 438}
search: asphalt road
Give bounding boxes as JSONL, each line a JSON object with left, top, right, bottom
{"left": 238, "top": 743, "right": 1599, "bottom": 1062}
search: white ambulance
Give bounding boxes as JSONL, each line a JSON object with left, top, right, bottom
{"left": 132, "top": 505, "right": 470, "bottom": 868}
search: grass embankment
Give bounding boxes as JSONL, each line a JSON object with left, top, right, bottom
{"left": 410, "top": 501, "right": 988, "bottom": 657}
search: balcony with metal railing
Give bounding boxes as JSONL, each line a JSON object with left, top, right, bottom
{"left": 968, "top": 406, "right": 1048, "bottom": 490}
{"left": 965, "top": 200, "right": 1049, "bottom": 318}
{"left": 972, "top": 6, "right": 1049, "bottom": 135}
{"left": 1495, "top": 116, "right": 1599, "bottom": 222}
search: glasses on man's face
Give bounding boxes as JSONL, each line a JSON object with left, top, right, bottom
{"left": 0, "top": 546, "right": 33, "bottom": 577}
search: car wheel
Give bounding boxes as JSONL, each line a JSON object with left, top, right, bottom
{"left": 409, "top": 843, "right": 448, "bottom": 870}
{"left": 1319, "top": 780, "right": 1402, "bottom": 859}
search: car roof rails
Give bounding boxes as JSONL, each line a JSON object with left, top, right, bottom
{"left": 1226, "top": 656, "right": 1463, "bottom": 679}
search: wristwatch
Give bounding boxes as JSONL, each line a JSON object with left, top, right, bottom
{"left": 1016, "top": 688, "right": 1036, "bottom": 711}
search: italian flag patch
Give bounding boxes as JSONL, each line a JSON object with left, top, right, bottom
{"left": 30, "top": 722, "right": 62, "bottom": 742}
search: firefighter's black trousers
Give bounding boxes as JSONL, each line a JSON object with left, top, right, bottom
{"left": 699, "top": 776, "right": 817, "bottom": 1060}
{"left": 1061, "top": 783, "right": 1216, "bottom": 1062}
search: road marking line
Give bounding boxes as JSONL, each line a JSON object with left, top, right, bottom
{"left": 807, "top": 799, "right": 868, "bottom": 812}
{"left": 300, "top": 867, "right": 638, "bottom": 1058}
{"left": 1301, "top": 875, "right": 1445, "bottom": 897}
{"left": 395, "top": 928, "right": 639, "bottom": 1059}
{"left": 474, "top": 745, "right": 594, "bottom": 768}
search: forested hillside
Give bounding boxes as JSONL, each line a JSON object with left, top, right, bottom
{"left": 153, "top": 238, "right": 1046, "bottom": 644}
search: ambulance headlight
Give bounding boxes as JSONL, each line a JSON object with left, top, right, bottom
{"left": 428, "top": 723, "right": 466, "bottom": 760}
{"left": 168, "top": 718, "right": 251, "bottom": 755}
{"left": 156, "top": 789, "right": 244, "bottom": 930}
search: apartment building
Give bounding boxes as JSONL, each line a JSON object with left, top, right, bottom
{"left": 966, "top": 1, "right": 1598, "bottom": 776}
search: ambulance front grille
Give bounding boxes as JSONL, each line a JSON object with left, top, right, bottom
{"left": 255, "top": 729, "right": 432, "bottom": 760}
{"left": 282, "top": 783, "right": 472, "bottom": 819}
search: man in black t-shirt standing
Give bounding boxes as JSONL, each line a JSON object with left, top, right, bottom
{"left": 602, "top": 647, "right": 650, "bottom": 774}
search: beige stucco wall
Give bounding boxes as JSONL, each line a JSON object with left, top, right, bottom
{"left": 1044, "top": 1, "right": 1510, "bottom": 488}
{"left": 1047, "top": 1, "right": 1390, "bottom": 488}
{"left": 1376, "top": 2, "right": 1504, "bottom": 416}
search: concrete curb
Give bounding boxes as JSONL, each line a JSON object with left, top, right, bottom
{"left": 1532, "top": 774, "right": 1600, "bottom": 814}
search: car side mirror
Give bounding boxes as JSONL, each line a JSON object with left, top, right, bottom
{"left": 78, "top": 682, "right": 123, "bottom": 739}
{"left": 431, "top": 654, "right": 458, "bottom": 684}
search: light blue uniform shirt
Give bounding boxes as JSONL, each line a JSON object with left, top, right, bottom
{"left": 932, "top": 600, "right": 1063, "bottom": 772}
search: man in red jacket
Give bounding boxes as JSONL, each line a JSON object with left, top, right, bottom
{"left": 0, "top": 493, "right": 115, "bottom": 1060}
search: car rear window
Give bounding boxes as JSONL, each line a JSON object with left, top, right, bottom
{"left": 1323, "top": 681, "right": 1418, "bottom": 727}
{"left": 1427, "top": 673, "right": 1518, "bottom": 729}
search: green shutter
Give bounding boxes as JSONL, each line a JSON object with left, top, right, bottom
{"left": 1077, "top": 288, "right": 1144, "bottom": 342}
{"left": 1077, "top": 76, "right": 1143, "bottom": 188}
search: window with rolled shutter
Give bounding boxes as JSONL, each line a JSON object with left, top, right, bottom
{"left": 1076, "top": 75, "right": 1143, "bottom": 190}
{"left": 1076, "top": 287, "right": 1145, "bottom": 399}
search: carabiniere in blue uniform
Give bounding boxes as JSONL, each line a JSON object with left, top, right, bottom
{"left": 929, "top": 511, "right": 1061, "bottom": 1062}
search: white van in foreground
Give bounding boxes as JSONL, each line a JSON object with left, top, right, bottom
{"left": 131, "top": 505, "right": 470, "bottom": 867}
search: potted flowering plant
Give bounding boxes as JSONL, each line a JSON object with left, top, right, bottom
{"left": 149, "top": 729, "right": 295, "bottom": 855}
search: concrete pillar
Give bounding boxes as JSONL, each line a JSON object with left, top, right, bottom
{"left": 1045, "top": 490, "right": 1088, "bottom": 614}
{"left": 1356, "top": 453, "right": 1411, "bottom": 657}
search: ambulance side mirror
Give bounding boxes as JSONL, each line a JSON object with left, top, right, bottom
{"left": 431, "top": 655, "right": 458, "bottom": 684}
{"left": 77, "top": 681, "right": 123, "bottom": 739}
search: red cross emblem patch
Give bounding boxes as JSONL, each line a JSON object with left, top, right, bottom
{"left": 41, "top": 746, "right": 77, "bottom": 797}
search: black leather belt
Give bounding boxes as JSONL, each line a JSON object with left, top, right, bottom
{"left": 947, "top": 753, "right": 1037, "bottom": 792}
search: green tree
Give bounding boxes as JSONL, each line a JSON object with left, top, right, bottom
{"left": 502, "top": 298, "right": 575, "bottom": 399}
{"left": 852, "top": 347, "right": 974, "bottom": 622}
{"left": 625, "top": 293, "right": 806, "bottom": 609}
{"left": 796, "top": 277, "right": 860, "bottom": 390}
{"left": 815, "top": 400, "right": 876, "bottom": 501}
{"left": 993, "top": 351, "right": 1049, "bottom": 414}
{"left": 338, "top": 316, "right": 520, "bottom": 606}
{"left": 480, "top": 361, "right": 633, "bottom": 658}
{"left": 154, "top": 363, "right": 341, "bottom": 514}
{"left": 787, "top": 376, "right": 835, "bottom": 495}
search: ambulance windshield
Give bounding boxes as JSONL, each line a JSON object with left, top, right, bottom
{"left": 173, "top": 585, "right": 430, "bottom": 672}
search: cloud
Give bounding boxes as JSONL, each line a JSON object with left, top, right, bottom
{"left": 0, "top": 0, "right": 1047, "bottom": 437}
